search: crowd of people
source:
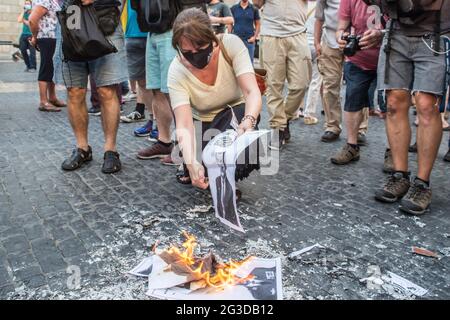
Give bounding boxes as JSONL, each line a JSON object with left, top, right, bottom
{"left": 20, "top": 0, "right": 450, "bottom": 215}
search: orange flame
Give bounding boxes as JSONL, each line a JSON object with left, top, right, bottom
{"left": 162, "top": 231, "right": 254, "bottom": 289}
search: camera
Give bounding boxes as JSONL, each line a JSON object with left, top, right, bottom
{"left": 342, "top": 34, "right": 361, "bottom": 57}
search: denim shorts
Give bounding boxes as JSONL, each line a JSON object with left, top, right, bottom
{"left": 53, "top": 24, "right": 128, "bottom": 88}
{"left": 126, "top": 37, "right": 147, "bottom": 81}
{"left": 344, "top": 61, "right": 377, "bottom": 112}
{"left": 377, "top": 31, "right": 446, "bottom": 96}
{"left": 145, "top": 31, "right": 177, "bottom": 93}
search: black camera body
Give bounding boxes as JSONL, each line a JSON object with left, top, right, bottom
{"left": 342, "top": 34, "right": 361, "bottom": 57}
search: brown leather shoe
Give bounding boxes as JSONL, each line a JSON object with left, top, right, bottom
{"left": 321, "top": 131, "right": 339, "bottom": 142}
{"left": 137, "top": 141, "right": 173, "bottom": 160}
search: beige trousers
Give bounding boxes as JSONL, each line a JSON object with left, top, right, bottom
{"left": 262, "top": 33, "right": 312, "bottom": 129}
{"left": 318, "top": 43, "right": 344, "bottom": 134}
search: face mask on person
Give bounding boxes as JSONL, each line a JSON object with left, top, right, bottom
{"left": 179, "top": 43, "right": 214, "bottom": 69}
{"left": 24, "top": 4, "right": 32, "bottom": 10}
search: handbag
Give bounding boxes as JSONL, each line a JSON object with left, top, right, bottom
{"left": 217, "top": 35, "right": 267, "bottom": 95}
{"left": 57, "top": 1, "right": 117, "bottom": 62}
{"left": 130, "top": 0, "right": 177, "bottom": 34}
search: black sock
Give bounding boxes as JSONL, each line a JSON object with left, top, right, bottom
{"left": 415, "top": 177, "right": 430, "bottom": 187}
{"left": 347, "top": 143, "right": 359, "bottom": 150}
{"left": 135, "top": 103, "right": 145, "bottom": 115}
{"left": 394, "top": 171, "right": 410, "bottom": 179}
{"left": 157, "top": 140, "right": 172, "bottom": 147}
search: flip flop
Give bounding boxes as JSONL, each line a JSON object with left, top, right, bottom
{"left": 49, "top": 100, "right": 67, "bottom": 108}
{"left": 39, "top": 102, "right": 61, "bottom": 112}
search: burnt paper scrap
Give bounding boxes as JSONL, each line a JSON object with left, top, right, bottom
{"left": 202, "top": 130, "right": 269, "bottom": 233}
{"left": 146, "top": 257, "right": 283, "bottom": 300}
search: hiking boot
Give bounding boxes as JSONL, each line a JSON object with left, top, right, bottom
{"left": 268, "top": 129, "right": 285, "bottom": 151}
{"left": 321, "top": 131, "right": 339, "bottom": 142}
{"left": 330, "top": 144, "right": 360, "bottom": 165}
{"left": 444, "top": 148, "right": 450, "bottom": 162}
{"left": 357, "top": 133, "right": 367, "bottom": 146}
{"left": 137, "top": 141, "right": 173, "bottom": 159}
{"left": 284, "top": 122, "right": 291, "bottom": 142}
{"left": 120, "top": 111, "right": 145, "bottom": 123}
{"left": 383, "top": 148, "right": 394, "bottom": 173}
{"left": 399, "top": 178, "right": 432, "bottom": 215}
{"left": 409, "top": 142, "right": 417, "bottom": 153}
{"left": 374, "top": 172, "right": 410, "bottom": 203}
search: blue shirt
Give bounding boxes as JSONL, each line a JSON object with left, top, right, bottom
{"left": 230, "top": 2, "right": 260, "bottom": 40}
{"left": 125, "top": 0, "right": 147, "bottom": 38}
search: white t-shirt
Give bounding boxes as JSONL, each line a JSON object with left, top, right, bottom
{"left": 168, "top": 34, "right": 254, "bottom": 122}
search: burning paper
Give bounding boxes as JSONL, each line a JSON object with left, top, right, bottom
{"left": 144, "top": 232, "right": 283, "bottom": 300}
{"left": 202, "top": 129, "right": 269, "bottom": 233}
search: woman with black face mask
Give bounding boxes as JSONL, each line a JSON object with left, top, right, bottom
{"left": 168, "top": 8, "right": 262, "bottom": 192}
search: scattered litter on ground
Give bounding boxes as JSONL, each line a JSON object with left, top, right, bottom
{"left": 412, "top": 246, "right": 439, "bottom": 258}
{"left": 288, "top": 244, "right": 325, "bottom": 259}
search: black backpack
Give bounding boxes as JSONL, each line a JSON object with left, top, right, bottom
{"left": 130, "top": 0, "right": 208, "bottom": 34}
{"left": 57, "top": 1, "right": 117, "bottom": 62}
{"left": 130, "top": 0, "right": 178, "bottom": 34}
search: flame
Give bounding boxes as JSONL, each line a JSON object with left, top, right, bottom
{"left": 161, "top": 231, "right": 254, "bottom": 289}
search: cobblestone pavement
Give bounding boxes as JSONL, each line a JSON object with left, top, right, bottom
{"left": 0, "top": 61, "right": 449, "bottom": 300}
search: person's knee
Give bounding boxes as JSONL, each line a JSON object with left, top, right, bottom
{"left": 67, "top": 87, "right": 86, "bottom": 105}
{"left": 97, "top": 86, "right": 118, "bottom": 102}
{"left": 416, "top": 92, "right": 440, "bottom": 126}
{"left": 386, "top": 90, "right": 409, "bottom": 116}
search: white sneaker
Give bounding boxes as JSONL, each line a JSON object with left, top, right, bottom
{"left": 120, "top": 111, "right": 145, "bottom": 123}
{"left": 122, "top": 92, "right": 137, "bottom": 102}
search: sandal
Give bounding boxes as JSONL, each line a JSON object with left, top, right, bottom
{"left": 39, "top": 102, "right": 61, "bottom": 112}
{"left": 304, "top": 116, "right": 318, "bottom": 125}
{"left": 176, "top": 167, "right": 192, "bottom": 185}
{"left": 62, "top": 146, "right": 92, "bottom": 171}
{"left": 49, "top": 99, "right": 67, "bottom": 108}
{"left": 102, "top": 151, "right": 121, "bottom": 174}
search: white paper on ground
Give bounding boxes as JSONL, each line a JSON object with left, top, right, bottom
{"left": 288, "top": 243, "right": 325, "bottom": 259}
{"left": 202, "top": 129, "right": 269, "bottom": 233}
{"left": 385, "top": 271, "right": 428, "bottom": 297}
{"left": 147, "top": 255, "right": 191, "bottom": 290}
{"left": 127, "top": 256, "right": 154, "bottom": 277}
{"left": 146, "top": 257, "right": 283, "bottom": 300}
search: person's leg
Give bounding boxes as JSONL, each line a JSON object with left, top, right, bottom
{"left": 246, "top": 41, "right": 255, "bottom": 65}
{"left": 319, "top": 43, "right": 344, "bottom": 137}
{"left": 67, "top": 87, "right": 89, "bottom": 150}
{"left": 415, "top": 92, "right": 442, "bottom": 181}
{"left": 346, "top": 111, "right": 363, "bottom": 145}
{"left": 262, "top": 36, "right": 288, "bottom": 130}
{"left": 385, "top": 90, "right": 411, "bottom": 172}
{"left": 29, "top": 41, "right": 36, "bottom": 70}
{"left": 304, "top": 58, "right": 321, "bottom": 120}
{"left": 98, "top": 85, "right": 120, "bottom": 152}
{"left": 89, "top": 76, "right": 101, "bottom": 111}
{"left": 358, "top": 107, "right": 369, "bottom": 135}
{"left": 19, "top": 34, "right": 31, "bottom": 70}
{"left": 137, "top": 79, "right": 153, "bottom": 116}
{"left": 284, "top": 33, "right": 311, "bottom": 123}
{"left": 152, "top": 89, "right": 172, "bottom": 143}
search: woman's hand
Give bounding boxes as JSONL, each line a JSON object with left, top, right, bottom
{"left": 29, "top": 36, "right": 37, "bottom": 48}
{"left": 237, "top": 118, "right": 254, "bottom": 136}
{"left": 188, "top": 161, "right": 209, "bottom": 190}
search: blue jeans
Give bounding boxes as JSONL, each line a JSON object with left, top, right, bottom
{"left": 19, "top": 34, "right": 36, "bottom": 70}
{"left": 242, "top": 39, "right": 255, "bottom": 65}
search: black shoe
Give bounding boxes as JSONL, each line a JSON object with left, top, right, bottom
{"left": 409, "top": 142, "right": 417, "bottom": 153}
{"left": 284, "top": 122, "right": 291, "bottom": 142}
{"left": 357, "top": 133, "right": 367, "bottom": 146}
{"left": 62, "top": 147, "right": 93, "bottom": 171}
{"left": 88, "top": 106, "right": 101, "bottom": 116}
{"left": 321, "top": 131, "right": 339, "bottom": 142}
{"left": 102, "top": 151, "right": 121, "bottom": 174}
{"left": 444, "top": 149, "right": 450, "bottom": 162}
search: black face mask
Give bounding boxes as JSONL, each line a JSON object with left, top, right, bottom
{"left": 180, "top": 43, "right": 214, "bottom": 69}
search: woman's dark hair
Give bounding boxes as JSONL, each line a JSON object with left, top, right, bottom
{"left": 172, "top": 8, "right": 219, "bottom": 50}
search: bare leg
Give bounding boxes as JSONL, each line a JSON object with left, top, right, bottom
{"left": 98, "top": 85, "right": 120, "bottom": 152}
{"left": 152, "top": 89, "right": 172, "bottom": 143}
{"left": 137, "top": 79, "right": 153, "bottom": 116}
{"left": 345, "top": 110, "right": 363, "bottom": 145}
{"left": 67, "top": 87, "right": 89, "bottom": 150}
{"left": 38, "top": 81, "right": 49, "bottom": 104}
{"left": 385, "top": 90, "right": 411, "bottom": 172}
{"left": 415, "top": 92, "right": 442, "bottom": 181}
